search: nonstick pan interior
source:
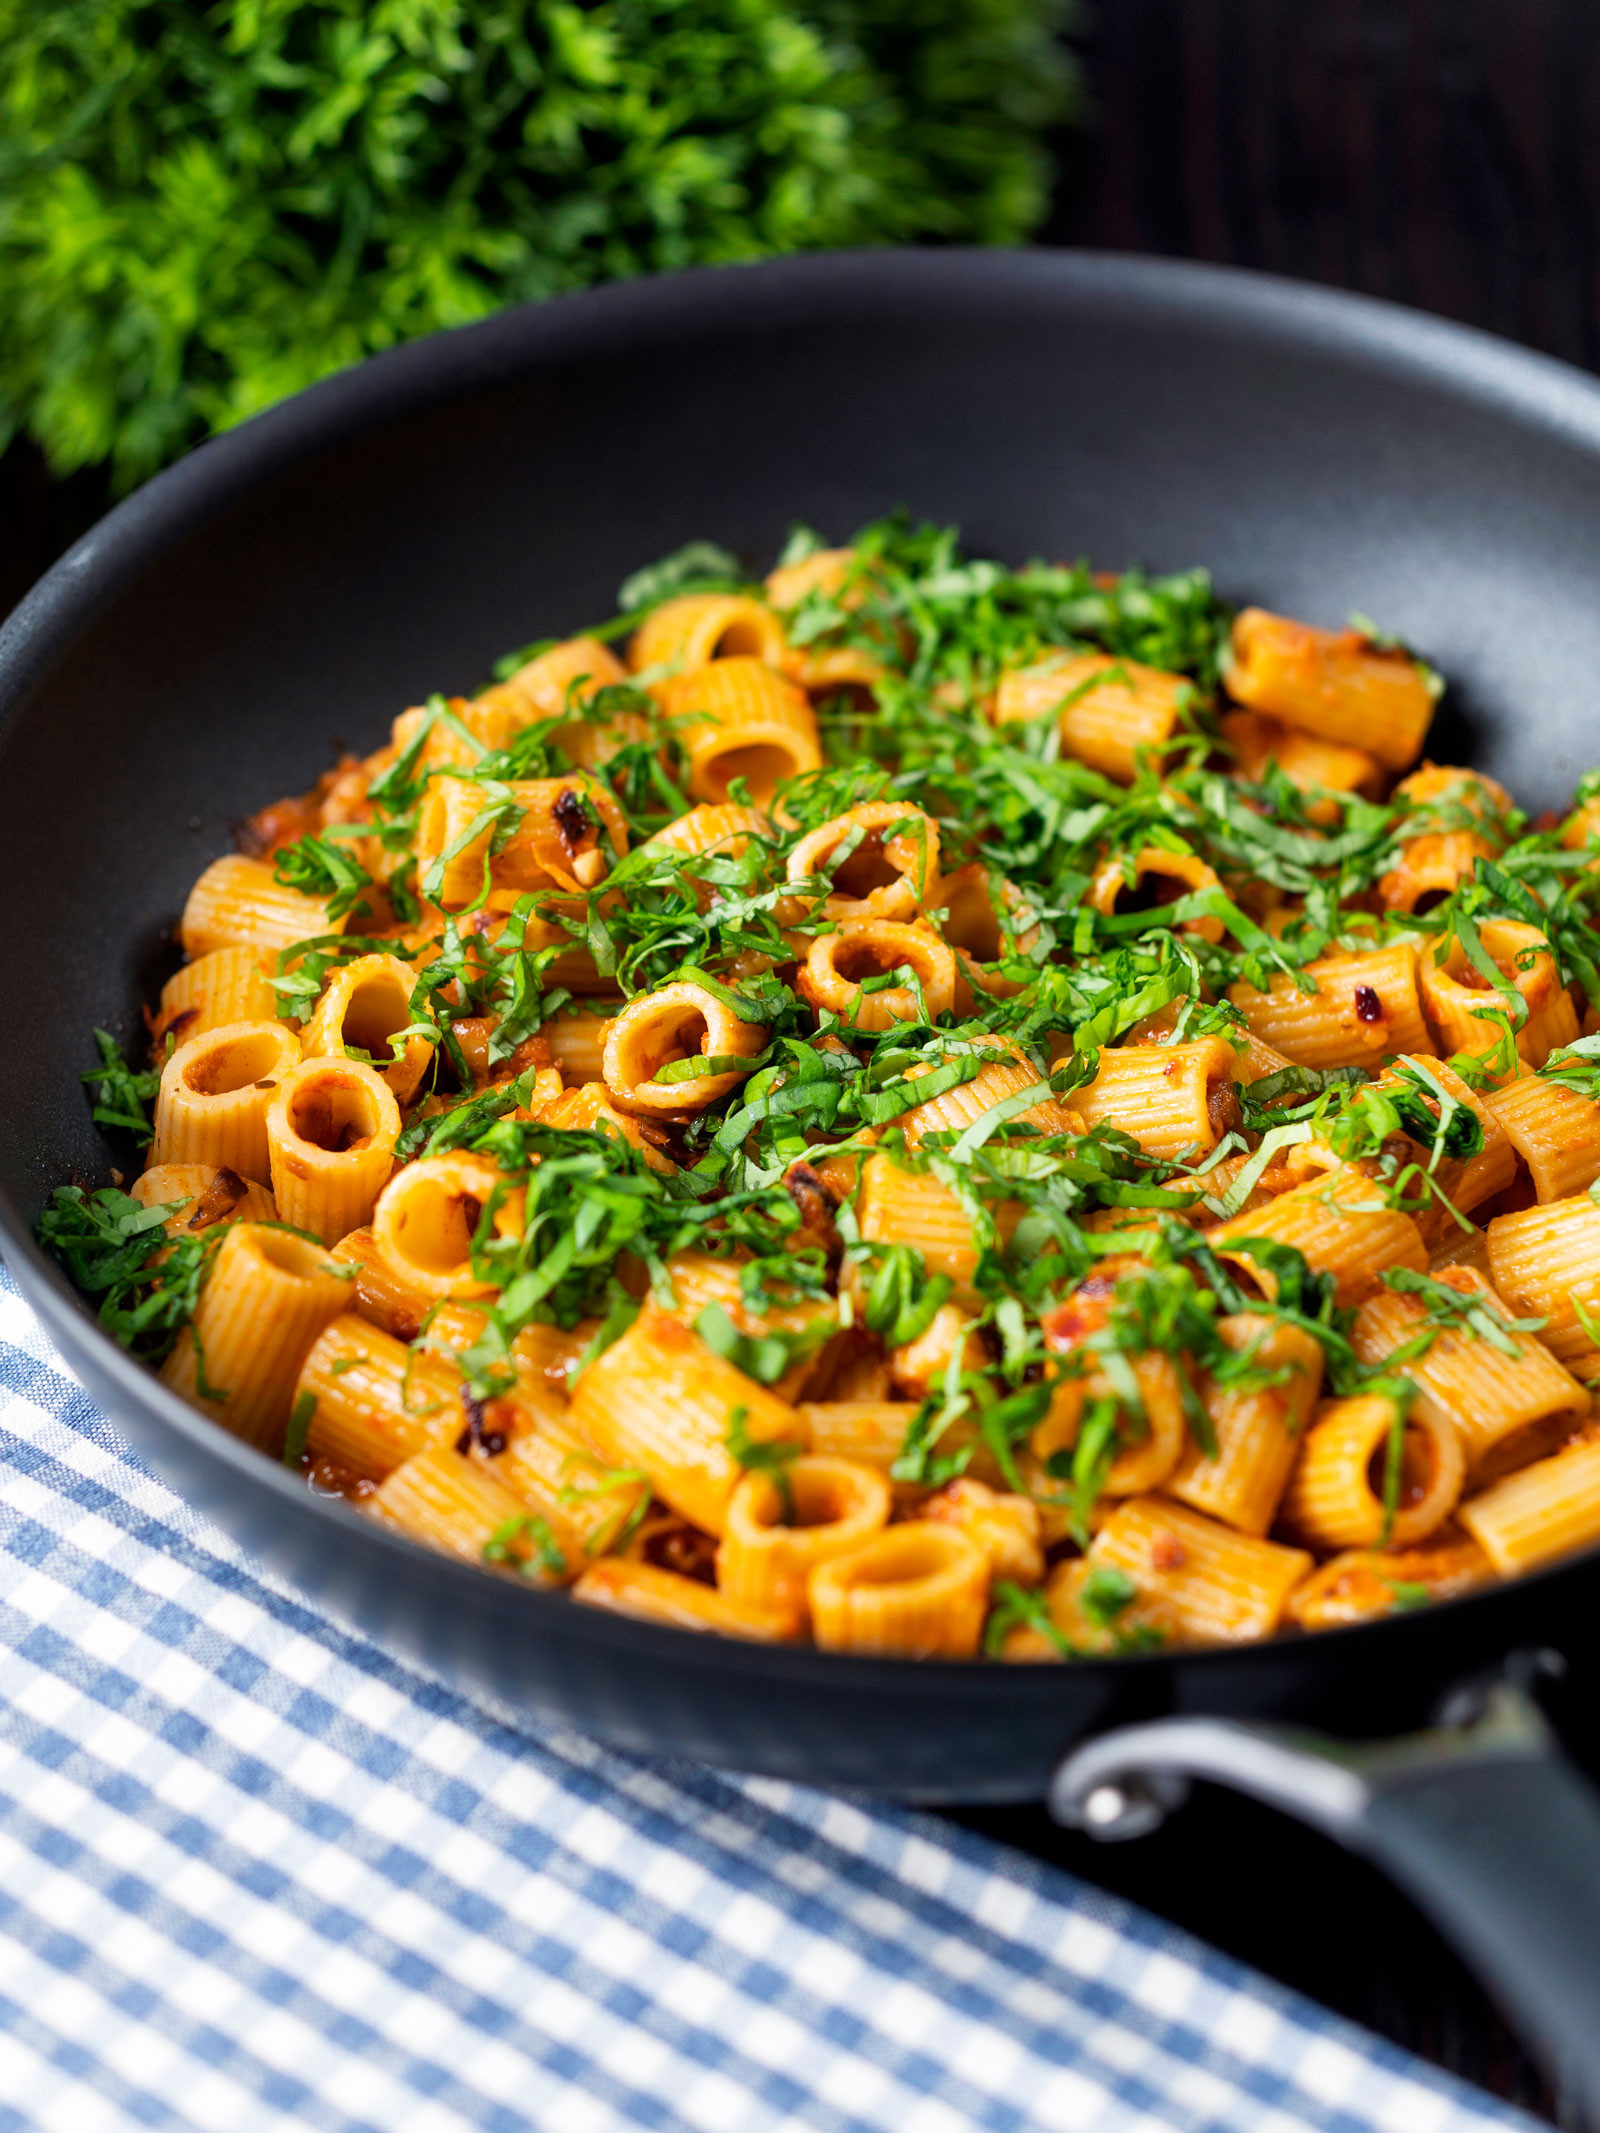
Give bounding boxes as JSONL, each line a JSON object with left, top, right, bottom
{"left": 4, "top": 248, "right": 1600, "bottom": 1802}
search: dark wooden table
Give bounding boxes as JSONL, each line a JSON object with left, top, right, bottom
{"left": 5, "top": 3, "right": 1598, "bottom": 2116}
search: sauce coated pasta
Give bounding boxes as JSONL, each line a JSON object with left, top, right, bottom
{"left": 42, "top": 520, "right": 1600, "bottom": 1660}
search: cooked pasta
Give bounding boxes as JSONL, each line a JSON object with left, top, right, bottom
{"left": 45, "top": 513, "right": 1600, "bottom": 1664}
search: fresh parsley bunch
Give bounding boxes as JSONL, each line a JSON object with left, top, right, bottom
{"left": 0, "top": 0, "right": 1078, "bottom": 489}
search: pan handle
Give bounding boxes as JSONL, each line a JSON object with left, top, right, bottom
{"left": 1048, "top": 1658, "right": 1600, "bottom": 2122}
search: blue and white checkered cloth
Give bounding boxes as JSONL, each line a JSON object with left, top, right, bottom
{"left": 0, "top": 1261, "right": 1543, "bottom": 2133}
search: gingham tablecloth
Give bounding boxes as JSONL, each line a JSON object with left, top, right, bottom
{"left": 0, "top": 1263, "right": 1542, "bottom": 2133}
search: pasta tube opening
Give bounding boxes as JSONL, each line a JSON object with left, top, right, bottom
{"left": 602, "top": 981, "right": 767, "bottom": 1115}
{"left": 371, "top": 1153, "right": 514, "bottom": 1299}
{"left": 797, "top": 921, "right": 957, "bottom": 1029}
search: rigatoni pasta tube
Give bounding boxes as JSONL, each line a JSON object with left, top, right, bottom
{"left": 297, "top": 1313, "right": 462, "bottom": 1479}
{"left": 181, "top": 854, "right": 342, "bottom": 960}
{"left": 1228, "top": 942, "right": 1429, "bottom": 1069}
{"left": 544, "top": 1005, "right": 617, "bottom": 1086}
{"left": 331, "top": 1225, "right": 436, "bottom": 1341}
{"left": 498, "top": 1413, "right": 650, "bottom": 1565}
{"left": 1456, "top": 1433, "right": 1600, "bottom": 1576}
{"left": 1086, "top": 845, "right": 1223, "bottom": 944}
{"left": 629, "top": 593, "right": 787, "bottom": 675}
{"left": 900, "top": 1039, "right": 1075, "bottom": 1152}
{"left": 367, "top": 1445, "right": 569, "bottom": 1583}
{"left": 1419, "top": 920, "right": 1577, "bottom": 1071}
{"left": 496, "top": 634, "right": 627, "bottom": 720}
{"left": 602, "top": 981, "right": 767, "bottom": 1116}
{"left": 1280, "top": 1393, "right": 1464, "bottom": 1550}
{"left": 1088, "top": 1498, "right": 1312, "bottom": 1643}
{"left": 796, "top": 920, "right": 957, "bottom": 1030}
{"left": 1068, "top": 1038, "right": 1240, "bottom": 1162}
{"left": 1486, "top": 1073, "right": 1600, "bottom": 1204}
{"left": 1286, "top": 1529, "right": 1492, "bottom": 1630}
{"left": 857, "top": 1152, "right": 982, "bottom": 1290}
{"left": 808, "top": 1522, "right": 989, "bottom": 1657}
{"left": 1226, "top": 608, "right": 1434, "bottom": 769}
{"left": 1487, "top": 1195, "right": 1600, "bottom": 1374}
{"left": 653, "top": 658, "right": 821, "bottom": 807}
{"left": 718, "top": 1457, "right": 891, "bottom": 1622}
{"left": 570, "top": 1304, "right": 803, "bottom": 1536}
{"left": 1166, "top": 1314, "right": 1324, "bottom": 1534}
{"left": 151, "top": 1020, "right": 301, "bottom": 1184}
{"left": 130, "top": 1163, "right": 277, "bottom": 1233}
{"left": 301, "top": 952, "right": 432, "bottom": 1104}
{"left": 573, "top": 1558, "right": 793, "bottom": 1640}
{"left": 371, "top": 1153, "right": 515, "bottom": 1301}
{"left": 266, "top": 1058, "right": 400, "bottom": 1244}
{"left": 152, "top": 948, "right": 277, "bottom": 1051}
{"left": 992, "top": 652, "right": 1188, "bottom": 783}
{"left": 1207, "top": 1160, "right": 1428, "bottom": 1308}
{"left": 921, "top": 1477, "right": 1044, "bottom": 1585}
{"left": 1218, "top": 709, "right": 1382, "bottom": 813}
{"left": 785, "top": 803, "right": 940, "bottom": 923}
{"left": 1032, "top": 1352, "right": 1188, "bottom": 1498}
{"left": 414, "top": 774, "right": 627, "bottom": 912}
{"left": 159, "top": 1223, "right": 350, "bottom": 1452}
{"left": 1353, "top": 1268, "right": 1590, "bottom": 1480}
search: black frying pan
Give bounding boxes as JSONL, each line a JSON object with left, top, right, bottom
{"left": 2, "top": 250, "right": 1599, "bottom": 2111}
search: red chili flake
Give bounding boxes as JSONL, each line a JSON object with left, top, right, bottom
{"left": 1150, "top": 1532, "right": 1188, "bottom": 1573}
{"left": 552, "top": 785, "right": 590, "bottom": 855}
{"left": 1353, "top": 983, "right": 1384, "bottom": 1024}
{"left": 455, "top": 1389, "right": 507, "bottom": 1459}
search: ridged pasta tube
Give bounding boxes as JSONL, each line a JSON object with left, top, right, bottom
{"left": 572, "top": 1558, "right": 794, "bottom": 1639}
{"left": 544, "top": 1005, "right": 618, "bottom": 1086}
{"left": 153, "top": 948, "right": 278, "bottom": 1051}
{"left": 570, "top": 1305, "right": 804, "bottom": 1536}
{"left": 1068, "top": 1037, "right": 1241, "bottom": 1162}
{"left": 922, "top": 1477, "right": 1044, "bottom": 1585}
{"left": 1353, "top": 1268, "right": 1590, "bottom": 1480}
{"left": 498, "top": 1413, "right": 651, "bottom": 1565}
{"left": 1486, "top": 1072, "right": 1600, "bottom": 1203}
{"left": 1419, "top": 920, "right": 1577, "bottom": 1072}
{"left": 900, "top": 1037, "right": 1074, "bottom": 1152}
{"left": 1226, "top": 609, "right": 1434, "bottom": 769}
{"left": 266, "top": 1058, "right": 401, "bottom": 1245}
{"left": 992, "top": 651, "right": 1189, "bottom": 783}
{"left": 499, "top": 631, "right": 631, "bottom": 725}
{"left": 130, "top": 1163, "right": 278, "bottom": 1233}
{"left": 1032, "top": 1351, "right": 1189, "bottom": 1499}
{"left": 151, "top": 1020, "right": 301, "bottom": 1184}
{"left": 653, "top": 658, "right": 822, "bottom": 806}
{"left": 1207, "top": 1159, "right": 1428, "bottom": 1307}
{"left": 1089, "top": 1498, "right": 1312, "bottom": 1643}
{"left": 1281, "top": 1392, "right": 1464, "bottom": 1550}
{"left": 159, "top": 1223, "right": 350, "bottom": 1452}
{"left": 629, "top": 594, "right": 788, "bottom": 675}
{"left": 371, "top": 1152, "right": 516, "bottom": 1301}
{"left": 785, "top": 803, "right": 941, "bottom": 924}
{"left": 1228, "top": 942, "right": 1430, "bottom": 1069}
{"left": 301, "top": 952, "right": 432, "bottom": 1104}
{"left": 413, "top": 774, "right": 628, "bottom": 913}
{"left": 796, "top": 919, "right": 957, "bottom": 1030}
{"left": 1166, "top": 1313, "right": 1325, "bottom": 1534}
{"left": 297, "top": 1313, "right": 463, "bottom": 1478}
{"left": 181, "top": 854, "right": 341, "bottom": 960}
{"left": 1217, "top": 709, "right": 1382, "bottom": 815}
{"left": 1487, "top": 1195, "right": 1600, "bottom": 1374}
{"left": 1086, "top": 844, "right": 1224, "bottom": 944}
{"left": 331, "top": 1226, "right": 436, "bottom": 1342}
{"left": 602, "top": 981, "right": 767, "bottom": 1116}
{"left": 1456, "top": 1432, "right": 1600, "bottom": 1576}
{"left": 808, "top": 1522, "right": 990, "bottom": 1657}
{"left": 1285, "top": 1529, "right": 1492, "bottom": 1630}
{"left": 367, "top": 1445, "right": 570, "bottom": 1583}
{"left": 717, "top": 1456, "right": 891, "bottom": 1623}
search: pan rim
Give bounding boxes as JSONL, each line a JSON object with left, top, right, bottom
{"left": 4, "top": 243, "right": 1599, "bottom": 1703}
